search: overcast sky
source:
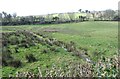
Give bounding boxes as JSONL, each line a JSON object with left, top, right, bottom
{"left": 0, "top": 0, "right": 119, "bottom": 16}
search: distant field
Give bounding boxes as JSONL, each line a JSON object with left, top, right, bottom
{"left": 2, "top": 21, "right": 118, "bottom": 77}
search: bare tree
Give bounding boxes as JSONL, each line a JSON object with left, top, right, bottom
{"left": 103, "top": 9, "right": 115, "bottom": 20}
{"left": 13, "top": 13, "right": 17, "bottom": 18}
{"left": 85, "top": 10, "right": 89, "bottom": 13}
{"left": 0, "top": 13, "right": 2, "bottom": 18}
{"left": 78, "top": 9, "right": 82, "bottom": 12}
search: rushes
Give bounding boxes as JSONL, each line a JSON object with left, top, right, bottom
{"left": 38, "top": 67, "right": 42, "bottom": 77}
{"left": 14, "top": 62, "right": 93, "bottom": 77}
{"left": 13, "top": 56, "right": 119, "bottom": 77}
{"left": 92, "top": 55, "right": 119, "bottom": 77}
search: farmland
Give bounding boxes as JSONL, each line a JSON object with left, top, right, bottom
{"left": 1, "top": 21, "right": 119, "bottom": 77}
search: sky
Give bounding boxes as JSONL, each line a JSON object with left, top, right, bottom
{"left": 0, "top": 0, "right": 119, "bottom": 16}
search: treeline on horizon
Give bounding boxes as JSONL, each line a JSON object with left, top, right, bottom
{"left": 0, "top": 9, "right": 119, "bottom": 26}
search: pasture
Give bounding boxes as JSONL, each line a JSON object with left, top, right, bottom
{"left": 2, "top": 21, "right": 119, "bottom": 77}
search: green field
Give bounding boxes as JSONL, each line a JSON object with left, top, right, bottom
{"left": 2, "top": 21, "right": 119, "bottom": 77}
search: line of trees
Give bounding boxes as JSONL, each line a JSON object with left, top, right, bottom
{"left": 0, "top": 9, "right": 119, "bottom": 26}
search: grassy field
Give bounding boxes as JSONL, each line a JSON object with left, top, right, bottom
{"left": 2, "top": 21, "right": 118, "bottom": 77}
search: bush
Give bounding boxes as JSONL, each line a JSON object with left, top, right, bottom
{"left": 25, "top": 54, "right": 37, "bottom": 62}
{"left": 50, "top": 47, "right": 60, "bottom": 52}
{"left": 2, "top": 47, "right": 13, "bottom": 60}
{"left": 15, "top": 47, "right": 19, "bottom": 53}
{"left": 2, "top": 58, "right": 8, "bottom": 66}
{"left": 42, "top": 49, "right": 49, "bottom": 53}
{"left": 9, "top": 60, "right": 22, "bottom": 68}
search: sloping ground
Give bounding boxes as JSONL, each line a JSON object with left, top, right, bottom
{"left": 2, "top": 30, "right": 119, "bottom": 77}
{"left": 2, "top": 22, "right": 119, "bottom": 77}
{"left": 2, "top": 31, "right": 89, "bottom": 77}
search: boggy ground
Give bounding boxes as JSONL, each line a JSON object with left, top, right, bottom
{"left": 2, "top": 21, "right": 119, "bottom": 77}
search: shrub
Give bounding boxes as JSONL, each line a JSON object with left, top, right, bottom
{"left": 2, "top": 58, "right": 8, "bottom": 66}
{"left": 50, "top": 47, "right": 56, "bottom": 51}
{"left": 22, "top": 43, "right": 29, "bottom": 48}
{"left": 9, "top": 60, "right": 22, "bottom": 68}
{"left": 2, "top": 47, "right": 13, "bottom": 60}
{"left": 25, "top": 54, "right": 37, "bottom": 62}
{"left": 50, "top": 47, "right": 60, "bottom": 52}
{"left": 15, "top": 47, "right": 19, "bottom": 53}
{"left": 42, "top": 49, "right": 50, "bottom": 53}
